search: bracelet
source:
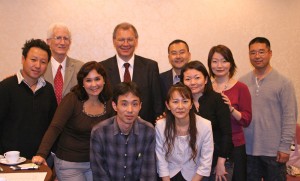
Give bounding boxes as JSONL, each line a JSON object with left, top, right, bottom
{"left": 230, "top": 107, "right": 235, "bottom": 113}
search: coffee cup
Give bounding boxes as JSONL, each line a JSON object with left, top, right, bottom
{"left": 4, "top": 151, "right": 20, "bottom": 163}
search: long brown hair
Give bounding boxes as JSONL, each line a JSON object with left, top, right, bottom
{"left": 164, "top": 83, "right": 198, "bottom": 162}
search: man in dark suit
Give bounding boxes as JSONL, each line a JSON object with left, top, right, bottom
{"left": 160, "top": 39, "right": 191, "bottom": 104}
{"left": 44, "top": 23, "right": 83, "bottom": 104}
{"left": 100, "top": 22, "right": 163, "bottom": 124}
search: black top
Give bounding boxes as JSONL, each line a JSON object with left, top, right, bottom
{"left": 196, "top": 90, "right": 232, "bottom": 166}
{"left": 0, "top": 75, "right": 57, "bottom": 159}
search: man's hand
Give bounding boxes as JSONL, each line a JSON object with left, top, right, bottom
{"left": 276, "top": 151, "right": 290, "bottom": 163}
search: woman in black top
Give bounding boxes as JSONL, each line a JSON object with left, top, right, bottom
{"left": 181, "top": 60, "right": 232, "bottom": 181}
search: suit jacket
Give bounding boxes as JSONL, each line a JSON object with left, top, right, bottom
{"left": 100, "top": 55, "right": 163, "bottom": 124}
{"left": 44, "top": 57, "right": 83, "bottom": 98}
{"left": 159, "top": 69, "right": 173, "bottom": 105}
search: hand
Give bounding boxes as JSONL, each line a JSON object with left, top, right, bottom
{"left": 276, "top": 151, "right": 290, "bottom": 163}
{"left": 156, "top": 112, "right": 166, "bottom": 122}
{"left": 221, "top": 93, "right": 231, "bottom": 107}
{"left": 214, "top": 158, "right": 227, "bottom": 181}
{"left": 32, "top": 156, "right": 47, "bottom": 166}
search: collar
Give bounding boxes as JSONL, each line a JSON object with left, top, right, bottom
{"left": 172, "top": 69, "right": 180, "bottom": 84}
{"left": 116, "top": 54, "right": 135, "bottom": 68}
{"left": 17, "top": 70, "right": 46, "bottom": 90}
{"left": 51, "top": 56, "right": 67, "bottom": 72}
{"left": 113, "top": 116, "right": 140, "bottom": 136}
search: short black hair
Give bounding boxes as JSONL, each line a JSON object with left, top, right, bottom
{"left": 112, "top": 82, "right": 141, "bottom": 104}
{"left": 168, "top": 39, "right": 189, "bottom": 53}
{"left": 248, "top": 37, "right": 271, "bottom": 49}
{"left": 22, "top": 39, "right": 51, "bottom": 62}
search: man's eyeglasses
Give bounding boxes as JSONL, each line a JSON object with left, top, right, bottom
{"left": 249, "top": 50, "right": 269, "bottom": 57}
{"left": 116, "top": 38, "right": 135, "bottom": 44}
{"left": 51, "top": 36, "right": 70, "bottom": 42}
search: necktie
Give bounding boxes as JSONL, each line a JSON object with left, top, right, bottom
{"left": 54, "top": 65, "right": 63, "bottom": 104}
{"left": 174, "top": 75, "right": 180, "bottom": 84}
{"left": 123, "top": 63, "right": 131, "bottom": 82}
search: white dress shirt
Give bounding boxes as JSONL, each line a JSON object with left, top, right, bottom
{"left": 155, "top": 114, "right": 214, "bottom": 180}
{"left": 116, "top": 54, "right": 134, "bottom": 82}
{"left": 51, "top": 57, "right": 67, "bottom": 81}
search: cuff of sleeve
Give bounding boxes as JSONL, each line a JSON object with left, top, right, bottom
{"left": 279, "top": 142, "right": 292, "bottom": 154}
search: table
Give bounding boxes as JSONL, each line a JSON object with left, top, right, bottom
{"left": 0, "top": 160, "right": 52, "bottom": 181}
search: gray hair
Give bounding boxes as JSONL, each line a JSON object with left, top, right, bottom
{"left": 112, "top": 22, "right": 138, "bottom": 39}
{"left": 47, "top": 23, "right": 72, "bottom": 40}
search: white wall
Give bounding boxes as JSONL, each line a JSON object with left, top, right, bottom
{"left": 0, "top": 0, "right": 299, "bottom": 120}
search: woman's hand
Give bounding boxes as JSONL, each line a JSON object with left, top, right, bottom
{"left": 214, "top": 157, "right": 227, "bottom": 181}
{"left": 221, "top": 93, "right": 231, "bottom": 107}
{"left": 156, "top": 112, "right": 166, "bottom": 122}
{"left": 32, "top": 156, "right": 47, "bottom": 166}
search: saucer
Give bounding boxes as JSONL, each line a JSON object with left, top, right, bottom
{"left": 0, "top": 157, "right": 26, "bottom": 165}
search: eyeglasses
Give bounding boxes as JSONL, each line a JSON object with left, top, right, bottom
{"left": 249, "top": 50, "right": 269, "bottom": 57}
{"left": 51, "top": 36, "right": 70, "bottom": 42}
{"left": 115, "top": 38, "right": 135, "bottom": 44}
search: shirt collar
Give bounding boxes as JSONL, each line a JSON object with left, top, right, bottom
{"left": 51, "top": 56, "right": 67, "bottom": 72}
{"left": 113, "top": 116, "right": 140, "bottom": 136}
{"left": 17, "top": 70, "right": 46, "bottom": 91}
{"left": 172, "top": 69, "right": 181, "bottom": 84}
{"left": 116, "top": 54, "right": 135, "bottom": 68}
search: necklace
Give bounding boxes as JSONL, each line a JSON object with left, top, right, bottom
{"left": 82, "top": 102, "right": 107, "bottom": 117}
{"left": 212, "top": 79, "right": 229, "bottom": 93}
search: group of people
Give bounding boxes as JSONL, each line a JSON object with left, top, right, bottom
{"left": 0, "top": 21, "right": 298, "bottom": 181}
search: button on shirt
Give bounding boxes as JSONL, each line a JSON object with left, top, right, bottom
{"left": 90, "top": 116, "right": 156, "bottom": 181}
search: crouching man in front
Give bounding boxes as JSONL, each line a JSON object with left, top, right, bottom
{"left": 90, "top": 82, "right": 156, "bottom": 181}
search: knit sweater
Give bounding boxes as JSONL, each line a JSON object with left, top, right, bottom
{"left": 240, "top": 69, "right": 298, "bottom": 156}
{"left": 0, "top": 75, "right": 57, "bottom": 159}
{"left": 36, "top": 92, "right": 115, "bottom": 162}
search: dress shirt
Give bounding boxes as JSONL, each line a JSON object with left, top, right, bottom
{"left": 17, "top": 70, "right": 46, "bottom": 92}
{"left": 156, "top": 114, "right": 214, "bottom": 180}
{"left": 90, "top": 116, "right": 156, "bottom": 181}
{"left": 116, "top": 54, "right": 134, "bottom": 82}
{"left": 172, "top": 69, "right": 180, "bottom": 84}
{"left": 51, "top": 57, "right": 67, "bottom": 81}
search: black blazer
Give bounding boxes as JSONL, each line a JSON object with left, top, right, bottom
{"left": 159, "top": 69, "right": 173, "bottom": 108}
{"left": 100, "top": 55, "right": 163, "bottom": 124}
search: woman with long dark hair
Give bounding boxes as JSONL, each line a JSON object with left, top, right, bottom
{"left": 156, "top": 83, "right": 214, "bottom": 181}
{"left": 32, "top": 61, "right": 115, "bottom": 181}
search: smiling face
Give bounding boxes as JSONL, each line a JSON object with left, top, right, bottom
{"left": 47, "top": 27, "right": 71, "bottom": 60}
{"left": 183, "top": 68, "right": 207, "bottom": 95}
{"left": 210, "top": 52, "right": 231, "bottom": 78}
{"left": 113, "top": 92, "right": 142, "bottom": 127}
{"left": 83, "top": 69, "right": 105, "bottom": 98}
{"left": 168, "top": 42, "right": 190, "bottom": 72}
{"left": 166, "top": 90, "right": 192, "bottom": 121}
{"left": 113, "top": 28, "right": 138, "bottom": 62}
{"left": 249, "top": 42, "right": 272, "bottom": 71}
{"left": 21, "top": 47, "right": 49, "bottom": 84}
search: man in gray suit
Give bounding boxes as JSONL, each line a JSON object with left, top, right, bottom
{"left": 44, "top": 23, "right": 83, "bottom": 104}
{"left": 100, "top": 22, "right": 163, "bottom": 124}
